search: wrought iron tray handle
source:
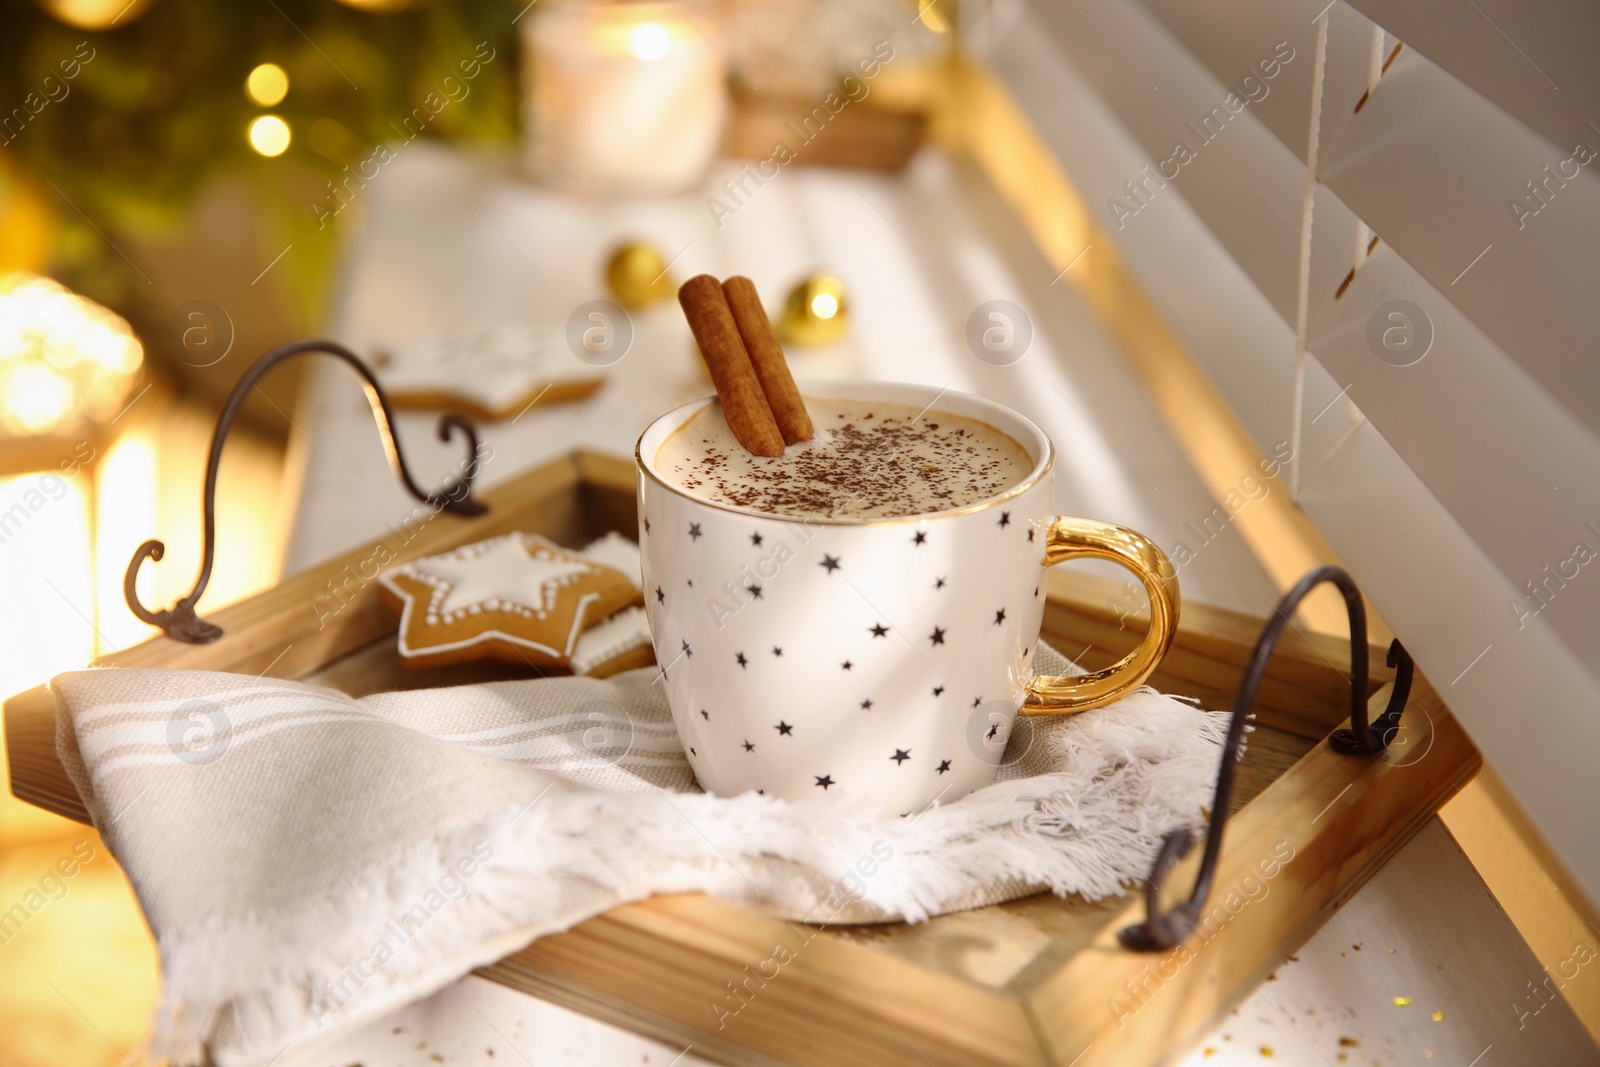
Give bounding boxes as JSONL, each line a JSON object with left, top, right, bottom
{"left": 125, "top": 339, "right": 487, "bottom": 644}
{"left": 1118, "top": 564, "right": 1415, "bottom": 952}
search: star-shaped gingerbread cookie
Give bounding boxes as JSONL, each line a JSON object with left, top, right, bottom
{"left": 378, "top": 532, "right": 640, "bottom": 669}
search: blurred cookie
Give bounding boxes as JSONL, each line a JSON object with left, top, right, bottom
{"left": 373, "top": 324, "right": 603, "bottom": 422}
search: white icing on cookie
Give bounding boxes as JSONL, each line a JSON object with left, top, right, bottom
{"left": 412, "top": 535, "right": 592, "bottom": 621}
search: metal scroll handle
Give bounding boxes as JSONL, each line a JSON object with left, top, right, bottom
{"left": 1021, "top": 517, "right": 1181, "bottom": 714}
{"left": 125, "top": 339, "right": 488, "bottom": 644}
{"left": 1117, "top": 564, "right": 1415, "bottom": 952}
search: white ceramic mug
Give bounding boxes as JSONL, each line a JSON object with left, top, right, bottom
{"left": 635, "top": 380, "right": 1179, "bottom": 813}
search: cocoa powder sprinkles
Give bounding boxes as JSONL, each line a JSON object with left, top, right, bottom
{"left": 655, "top": 397, "right": 1034, "bottom": 519}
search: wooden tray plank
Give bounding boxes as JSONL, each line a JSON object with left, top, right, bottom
{"left": 3, "top": 685, "right": 78, "bottom": 821}
{"left": 1027, "top": 677, "right": 1480, "bottom": 1067}
{"left": 483, "top": 895, "right": 1044, "bottom": 1067}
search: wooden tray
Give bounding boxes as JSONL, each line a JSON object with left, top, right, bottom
{"left": 4, "top": 451, "right": 1480, "bottom": 1067}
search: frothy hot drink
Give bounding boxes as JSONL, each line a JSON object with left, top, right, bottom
{"left": 655, "top": 397, "right": 1034, "bottom": 518}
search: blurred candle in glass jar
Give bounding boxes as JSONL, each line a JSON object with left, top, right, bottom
{"left": 523, "top": 0, "right": 728, "bottom": 195}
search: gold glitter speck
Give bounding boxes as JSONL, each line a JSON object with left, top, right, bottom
{"left": 1394, "top": 995, "right": 1413, "bottom": 1007}
{"left": 1259, "top": 1047, "right": 1274, "bottom": 1058}
{"left": 1338, "top": 1037, "right": 1360, "bottom": 1048}
{"left": 1432, "top": 1010, "right": 1445, "bottom": 1021}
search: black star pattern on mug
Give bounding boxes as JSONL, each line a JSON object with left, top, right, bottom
{"left": 772, "top": 646, "right": 783, "bottom": 657}
{"left": 985, "top": 721, "right": 1000, "bottom": 739}
{"left": 814, "top": 774, "right": 835, "bottom": 790}
{"left": 930, "top": 626, "right": 946, "bottom": 646}
{"left": 746, "top": 582, "right": 763, "bottom": 599}
{"left": 912, "top": 531, "right": 927, "bottom": 546}
{"left": 860, "top": 698, "right": 874, "bottom": 710}
{"left": 973, "top": 697, "right": 983, "bottom": 708}
{"left": 687, "top": 579, "right": 694, "bottom": 588}
{"left": 819, "top": 554, "right": 842, "bottom": 574}
{"left": 1023, "top": 645, "right": 1030, "bottom": 658}
{"left": 1034, "top": 586, "right": 1039, "bottom": 598}
{"left": 994, "top": 608, "right": 1007, "bottom": 625}
{"left": 776, "top": 721, "right": 793, "bottom": 735}
{"left": 1027, "top": 528, "right": 1036, "bottom": 542}
{"left": 998, "top": 511, "right": 1011, "bottom": 528}
{"left": 890, "top": 748, "right": 911, "bottom": 765}
{"left": 869, "top": 623, "right": 890, "bottom": 638}
{"left": 690, "top": 746, "right": 696, "bottom": 756}
{"left": 934, "top": 576, "right": 947, "bottom": 589}
{"left": 750, "top": 531, "right": 764, "bottom": 547}
{"left": 932, "top": 685, "right": 944, "bottom": 697}
{"left": 841, "top": 660, "right": 853, "bottom": 671}
{"left": 700, "top": 709, "right": 710, "bottom": 721}
{"left": 655, "top": 586, "right": 665, "bottom": 604}
{"left": 743, "top": 740, "right": 755, "bottom": 752}
{"left": 936, "top": 759, "right": 952, "bottom": 774}
{"left": 643, "top": 517, "right": 651, "bottom": 533}
{"left": 681, "top": 639, "right": 693, "bottom": 658}
{"left": 688, "top": 522, "right": 702, "bottom": 540}
{"left": 736, "top": 651, "right": 748, "bottom": 668}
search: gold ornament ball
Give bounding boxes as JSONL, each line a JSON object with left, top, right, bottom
{"left": 605, "top": 243, "right": 676, "bottom": 308}
{"left": 777, "top": 274, "right": 849, "bottom": 346}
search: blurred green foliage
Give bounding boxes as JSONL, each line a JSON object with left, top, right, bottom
{"left": 0, "top": 0, "right": 523, "bottom": 318}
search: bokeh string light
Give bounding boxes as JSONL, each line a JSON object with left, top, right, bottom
{"left": 248, "top": 115, "right": 292, "bottom": 157}
{"left": 245, "top": 63, "right": 290, "bottom": 107}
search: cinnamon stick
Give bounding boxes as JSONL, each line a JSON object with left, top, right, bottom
{"left": 722, "top": 275, "right": 814, "bottom": 444}
{"left": 678, "top": 274, "right": 785, "bottom": 457}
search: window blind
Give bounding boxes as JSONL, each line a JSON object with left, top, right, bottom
{"left": 970, "top": 0, "right": 1600, "bottom": 902}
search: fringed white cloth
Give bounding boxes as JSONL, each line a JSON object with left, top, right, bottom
{"left": 51, "top": 643, "right": 1228, "bottom": 1067}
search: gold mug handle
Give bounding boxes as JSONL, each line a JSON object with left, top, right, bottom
{"left": 1021, "top": 517, "right": 1181, "bottom": 715}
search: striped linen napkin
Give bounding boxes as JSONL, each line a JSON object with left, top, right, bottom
{"left": 51, "top": 643, "right": 1227, "bottom": 1067}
